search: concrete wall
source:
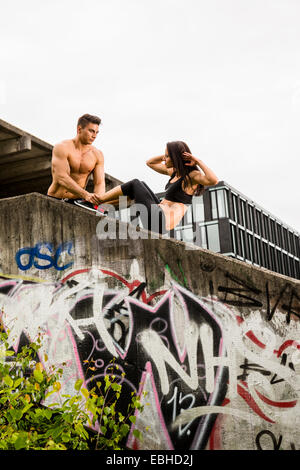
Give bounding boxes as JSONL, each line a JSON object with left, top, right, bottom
{"left": 0, "top": 193, "right": 299, "bottom": 450}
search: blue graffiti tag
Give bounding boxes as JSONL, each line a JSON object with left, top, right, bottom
{"left": 15, "top": 242, "right": 74, "bottom": 271}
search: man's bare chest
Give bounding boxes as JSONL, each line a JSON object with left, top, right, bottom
{"left": 68, "top": 152, "right": 97, "bottom": 175}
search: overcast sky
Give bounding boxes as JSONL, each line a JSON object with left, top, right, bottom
{"left": 1, "top": 0, "right": 299, "bottom": 232}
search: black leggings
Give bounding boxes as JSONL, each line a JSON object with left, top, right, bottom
{"left": 121, "top": 179, "right": 167, "bottom": 234}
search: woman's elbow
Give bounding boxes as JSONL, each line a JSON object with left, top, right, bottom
{"left": 206, "top": 176, "right": 218, "bottom": 186}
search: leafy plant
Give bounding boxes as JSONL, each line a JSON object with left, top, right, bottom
{"left": 0, "top": 329, "right": 145, "bottom": 450}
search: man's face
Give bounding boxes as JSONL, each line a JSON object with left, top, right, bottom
{"left": 78, "top": 123, "right": 99, "bottom": 144}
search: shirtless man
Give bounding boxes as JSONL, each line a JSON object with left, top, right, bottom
{"left": 47, "top": 114, "right": 104, "bottom": 205}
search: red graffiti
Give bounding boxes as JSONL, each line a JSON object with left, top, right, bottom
{"left": 255, "top": 390, "right": 297, "bottom": 409}
{"left": 61, "top": 268, "right": 166, "bottom": 304}
{"left": 237, "top": 382, "right": 275, "bottom": 424}
{"left": 275, "top": 340, "right": 300, "bottom": 358}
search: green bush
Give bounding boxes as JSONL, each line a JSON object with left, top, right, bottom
{"left": 0, "top": 329, "right": 144, "bottom": 450}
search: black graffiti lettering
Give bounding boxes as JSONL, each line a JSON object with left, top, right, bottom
{"left": 209, "top": 280, "right": 214, "bottom": 297}
{"left": 66, "top": 279, "right": 79, "bottom": 288}
{"left": 256, "top": 431, "right": 296, "bottom": 451}
{"left": 238, "top": 354, "right": 295, "bottom": 385}
{"left": 270, "top": 353, "right": 295, "bottom": 385}
{"left": 238, "top": 358, "right": 271, "bottom": 381}
{"left": 256, "top": 430, "right": 283, "bottom": 450}
{"left": 281, "top": 289, "right": 300, "bottom": 324}
{"left": 218, "top": 273, "right": 262, "bottom": 307}
{"left": 265, "top": 282, "right": 289, "bottom": 322}
{"left": 106, "top": 282, "right": 147, "bottom": 316}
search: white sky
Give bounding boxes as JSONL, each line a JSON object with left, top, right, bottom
{"left": 1, "top": 0, "right": 299, "bottom": 232}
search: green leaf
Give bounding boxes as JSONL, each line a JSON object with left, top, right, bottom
{"left": 119, "top": 423, "right": 130, "bottom": 437}
{"left": 81, "top": 388, "right": 89, "bottom": 399}
{"left": 69, "top": 396, "right": 79, "bottom": 406}
{"left": 129, "top": 415, "right": 136, "bottom": 424}
{"left": 22, "top": 403, "right": 33, "bottom": 415}
{"left": 133, "top": 429, "right": 143, "bottom": 441}
{"left": 100, "top": 425, "right": 107, "bottom": 435}
{"left": 111, "top": 382, "right": 121, "bottom": 392}
{"left": 44, "top": 429, "right": 53, "bottom": 438}
{"left": 33, "top": 368, "right": 43, "bottom": 384}
{"left": 104, "top": 375, "right": 112, "bottom": 392}
{"left": 10, "top": 409, "right": 23, "bottom": 421}
{"left": 14, "top": 433, "right": 28, "bottom": 450}
{"left": 75, "top": 379, "right": 83, "bottom": 391}
{"left": 104, "top": 406, "right": 111, "bottom": 415}
{"left": 98, "top": 396, "right": 104, "bottom": 406}
{"left": 3, "top": 375, "right": 13, "bottom": 387}
{"left": 53, "top": 381, "right": 61, "bottom": 392}
{"left": 4, "top": 350, "right": 15, "bottom": 356}
{"left": 86, "top": 402, "right": 97, "bottom": 417}
{"left": 75, "top": 423, "right": 89, "bottom": 440}
{"left": 62, "top": 433, "right": 70, "bottom": 443}
{"left": 14, "top": 377, "right": 23, "bottom": 388}
{"left": 52, "top": 427, "right": 63, "bottom": 439}
{"left": 44, "top": 408, "right": 53, "bottom": 420}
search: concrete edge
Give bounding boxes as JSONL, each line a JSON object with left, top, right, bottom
{"left": 0, "top": 192, "right": 299, "bottom": 286}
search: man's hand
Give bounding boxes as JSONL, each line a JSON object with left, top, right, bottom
{"left": 84, "top": 192, "right": 101, "bottom": 205}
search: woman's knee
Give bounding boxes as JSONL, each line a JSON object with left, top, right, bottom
{"left": 121, "top": 179, "right": 143, "bottom": 199}
{"left": 124, "top": 178, "right": 141, "bottom": 187}
{"left": 129, "top": 178, "right": 144, "bottom": 191}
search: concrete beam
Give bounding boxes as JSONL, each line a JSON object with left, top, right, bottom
{"left": 0, "top": 158, "right": 51, "bottom": 183}
{"left": 0, "top": 135, "right": 31, "bottom": 157}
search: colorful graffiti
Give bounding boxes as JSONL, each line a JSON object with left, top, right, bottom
{"left": 0, "top": 263, "right": 300, "bottom": 450}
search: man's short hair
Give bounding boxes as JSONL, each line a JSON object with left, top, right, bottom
{"left": 77, "top": 114, "right": 101, "bottom": 128}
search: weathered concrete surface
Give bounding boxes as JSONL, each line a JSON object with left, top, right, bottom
{"left": 0, "top": 193, "right": 299, "bottom": 450}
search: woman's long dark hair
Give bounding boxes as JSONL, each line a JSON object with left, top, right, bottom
{"left": 166, "top": 141, "right": 205, "bottom": 196}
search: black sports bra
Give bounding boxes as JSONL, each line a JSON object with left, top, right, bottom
{"left": 164, "top": 173, "right": 194, "bottom": 205}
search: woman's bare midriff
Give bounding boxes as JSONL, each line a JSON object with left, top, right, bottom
{"left": 159, "top": 199, "right": 188, "bottom": 230}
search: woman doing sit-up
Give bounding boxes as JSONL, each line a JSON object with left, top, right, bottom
{"left": 96, "top": 141, "right": 218, "bottom": 234}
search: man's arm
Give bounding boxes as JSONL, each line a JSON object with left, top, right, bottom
{"left": 51, "top": 144, "right": 98, "bottom": 203}
{"left": 93, "top": 152, "right": 121, "bottom": 206}
{"left": 92, "top": 150, "right": 106, "bottom": 195}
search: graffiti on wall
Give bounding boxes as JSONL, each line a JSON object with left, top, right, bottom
{"left": 15, "top": 242, "right": 74, "bottom": 271}
{"left": 0, "top": 262, "right": 300, "bottom": 450}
